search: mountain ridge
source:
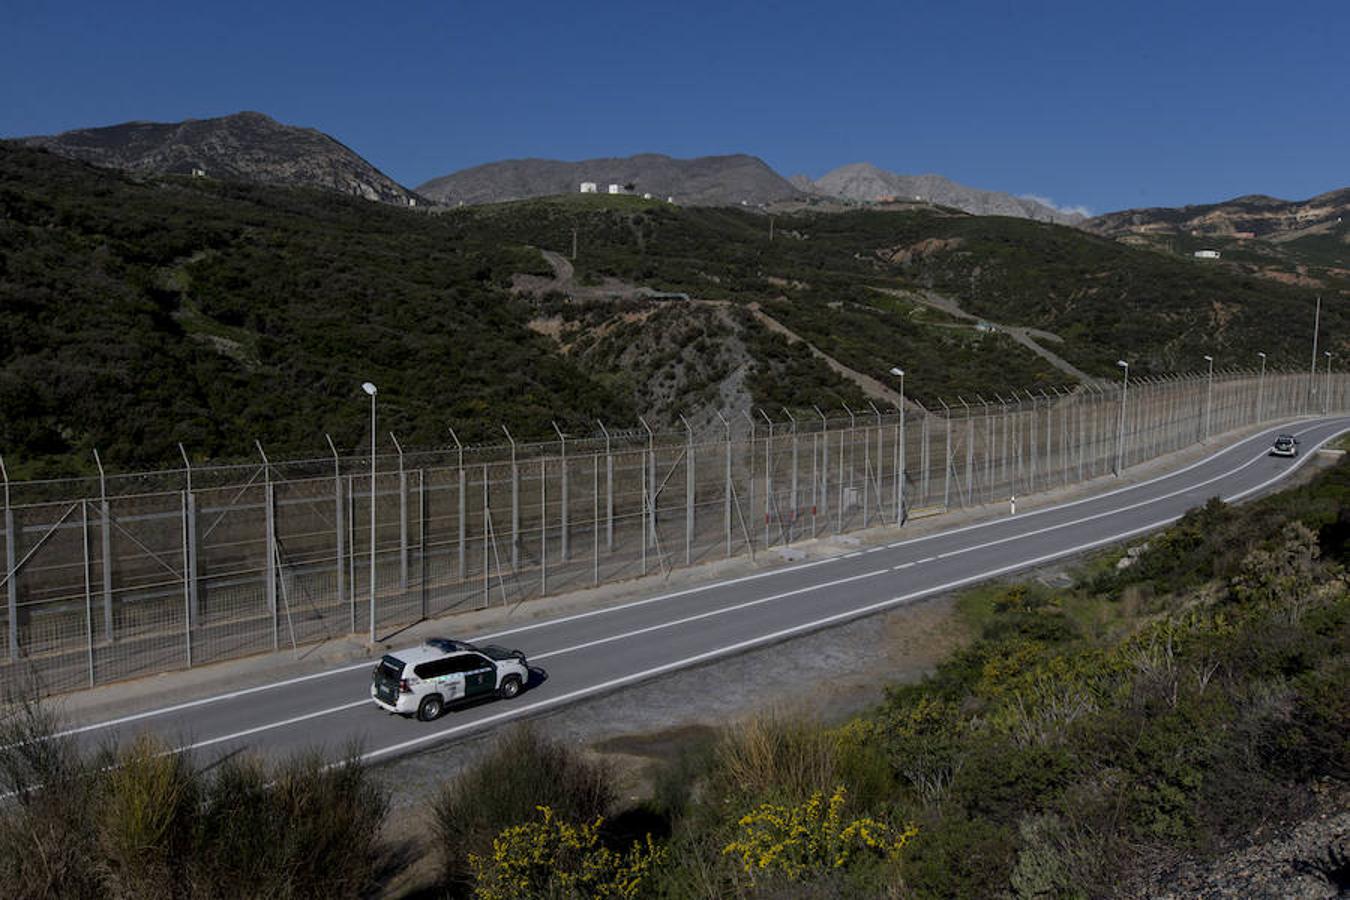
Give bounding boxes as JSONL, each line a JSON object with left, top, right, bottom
{"left": 802, "top": 162, "right": 1088, "bottom": 224}
{"left": 17, "top": 111, "right": 421, "bottom": 206}
{"left": 416, "top": 152, "right": 803, "bottom": 207}
{"left": 1083, "top": 187, "right": 1350, "bottom": 239}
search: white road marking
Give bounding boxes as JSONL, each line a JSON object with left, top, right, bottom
{"left": 168, "top": 700, "right": 369, "bottom": 755}
{"left": 49, "top": 661, "right": 379, "bottom": 740}
{"left": 531, "top": 569, "right": 890, "bottom": 663}
{"left": 56, "top": 418, "right": 1347, "bottom": 741}
{"left": 355, "top": 422, "right": 1350, "bottom": 765}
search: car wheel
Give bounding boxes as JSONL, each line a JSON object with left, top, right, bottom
{"left": 417, "top": 695, "right": 443, "bottom": 721}
{"left": 498, "top": 675, "right": 523, "bottom": 699}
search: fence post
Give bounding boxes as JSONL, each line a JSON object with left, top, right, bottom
{"left": 742, "top": 411, "right": 757, "bottom": 550}
{"left": 419, "top": 469, "right": 427, "bottom": 620}
{"left": 598, "top": 421, "right": 614, "bottom": 551}
{"left": 481, "top": 464, "right": 489, "bottom": 609}
{"left": 831, "top": 415, "right": 842, "bottom": 534}
{"left": 258, "top": 442, "right": 278, "bottom": 652}
{"left": 592, "top": 453, "right": 600, "bottom": 586}
{"left": 541, "top": 456, "right": 548, "bottom": 596}
{"left": 326, "top": 435, "right": 347, "bottom": 632}
{"left": 760, "top": 409, "right": 774, "bottom": 546}
{"left": 680, "top": 415, "right": 694, "bottom": 564}
{"left": 841, "top": 405, "right": 855, "bottom": 529}
{"left": 178, "top": 444, "right": 200, "bottom": 630}
{"left": 813, "top": 406, "right": 828, "bottom": 534}
{"left": 2, "top": 454, "right": 16, "bottom": 659}
{"left": 960, "top": 397, "right": 973, "bottom": 507}
{"left": 786, "top": 408, "right": 801, "bottom": 540}
{"left": 939, "top": 399, "right": 952, "bottom": 509}
{"left": 503, "top": 426, "right": 519, "bottom": 570}
{"left": 180, "top": 489, "right": 192, "bottom": 668}
{"left": 91, "top": 449, "right": 115, "bottom": 644}
{"left": 640, "top": 417, "right": 655, "bottom": 573}
{"left": 82, "top": 498, "right": 93, "bottom": 686}
{"left": 868, "top": 402, "right": 882, "bottom": 523}
{"left": 552, "top": 422, "right": 569, "bottom": 561}
{"left": 988, "top": 396, "right": 999, "bottom": 504}
{"left": 348, "top": 473, "right": 356, "bottom": 627}
{"left": 717, "top": 412, "right": 732, "bottom": 555}
{"left": 449, "top": 428, "right": 466, "bottom": 581}
{"left": 390, "top": 432, "right": 408, "bottom": 590}
{"left": 641, "top": 417, "right": 656, "bottom": 556}
{"left": 897, "top": 399, "right": 906, "bottom": 523}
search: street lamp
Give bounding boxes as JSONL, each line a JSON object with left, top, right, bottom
{"left": 1257, "top": 352, "right": 1266, "bottom": 422}
{"left": 1203, "top": 355, "right": 1214, "bottom": 441}
{"left": 1115, "top": 360, "right": 1128, "bottom": 475}
{"left": 1324, "top": 351, "right": 1333, "bottom": 415}
{"left": 361, "top": 381, "right": 377, "bottom": 643}
{"left": 890, "top": 367, "right": 906, "bottom": 523}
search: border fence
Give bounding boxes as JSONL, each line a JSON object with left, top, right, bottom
{"left": 1, "top": 369, "right": 1345, "bottom": 696}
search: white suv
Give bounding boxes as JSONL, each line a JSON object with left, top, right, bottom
{"left": 370, "top": 637, "right": 530, "bottom": 721}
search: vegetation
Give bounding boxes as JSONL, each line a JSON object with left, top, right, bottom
{"left": 454, "top": 197, "right": 1346, "bottom": 388}
{"left": 432, "top": 726, "right": 616, "bottom": 894}
{"left": 0, "top": 703, "right": 388, "bottom": 899}
{"left": 436, "top": 457, "right": 1350, "bottom": 898}
{"left": 1, "top": 457, "right": 1345, "bottom": 897}
{"left": 3, "top": 143, "right": 1341, "bottom": 477}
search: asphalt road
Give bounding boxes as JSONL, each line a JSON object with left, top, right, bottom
{"left": 53, "top": 417, "right": 1350, "bottom": 765}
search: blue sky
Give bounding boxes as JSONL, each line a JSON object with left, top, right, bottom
{"left": 2, "top": 0, "right": 1345, "bottom": 214}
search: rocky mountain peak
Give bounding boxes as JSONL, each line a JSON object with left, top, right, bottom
{"left": 17, "top": 111, "right": 420, "bottom": 206}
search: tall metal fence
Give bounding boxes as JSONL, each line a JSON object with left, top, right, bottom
{"left": 1, "top": 369, "right": 1345, "bottom": 696}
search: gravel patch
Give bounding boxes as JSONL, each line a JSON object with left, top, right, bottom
{"left": 1121, "top": 784, "right": 1350, "bottom": 899}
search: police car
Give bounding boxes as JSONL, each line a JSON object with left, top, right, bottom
{"left": 370, "top": 637, "right": 530, "bottom": 721}
{"left": 1270, "top": 434, "right": 1299, "bottom": 458}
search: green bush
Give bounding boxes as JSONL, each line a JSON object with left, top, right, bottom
{"left": 432, "top": 726, "right": 615, "bottom": 893}
{"left": 0, "top": 703, "right": 389, "bottom": 900}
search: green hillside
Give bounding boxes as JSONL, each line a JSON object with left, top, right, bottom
{"left": 455, "top": 197, "right": 1346, "bottom": 378}
{"left": 2, "top": 146, "right": 1342, "bottom": 476}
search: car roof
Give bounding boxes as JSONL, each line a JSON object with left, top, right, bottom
{"left": 385, "top": 644, "right": 479, "bottom": 667}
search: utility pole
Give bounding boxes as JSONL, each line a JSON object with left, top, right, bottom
{"left": 571, "top": 226, "right": 578, "bottom": 261}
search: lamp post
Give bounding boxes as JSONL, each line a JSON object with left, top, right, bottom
{"left": 1203, "top": 355, "right": 1214, "bottom": 441}
{"left": 1257, "top": 352, "right": 1266, "bottom": 422}
{"left": 1115, "top": 360, "right": 1128, "bottom": 475}
{"left": 1325, "top": 351, "right": 1333, "bottom": 415}
{"left": 890, "top": 367, "right": 905, "bottom": 523}
{"left": 361, "top": 381, "right": 377, "bottom": 643}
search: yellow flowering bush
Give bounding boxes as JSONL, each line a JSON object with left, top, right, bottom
{"left": 722, "top": 786, "right": 917, "bottom": 881}
{"left": 469, "top": 805, "right": 664, "bottom": 900}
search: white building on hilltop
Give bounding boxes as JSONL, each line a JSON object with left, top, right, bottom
{"left": 579, "top": 182, "right": 597, "bottom": 193}
{"left": 608, "top": 183, "right": 622, "bottom": 194}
